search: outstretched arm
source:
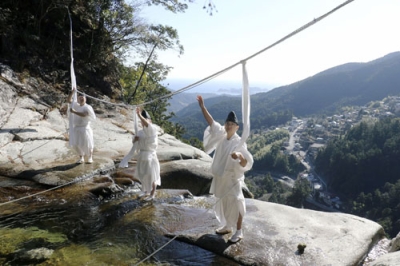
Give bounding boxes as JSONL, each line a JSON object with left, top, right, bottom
{"left": 197, "top": 95, "right": 213, "bottom": 126}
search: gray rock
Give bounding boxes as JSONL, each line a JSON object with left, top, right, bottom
{"left": 369, "top": 251, "right": 400, "bottom": 266}
{"left": 165, "top": 199, "right": 385, "bottom": 266}
{"left": 1, "top": 63, "right": 398, "bottom": 266}
{"left": 15, "top": 247, "right": 54, "bottom": 262}
{"left": 389, "top": 232, "right": 400, "bottom": 252}
{"left": 160, "top": 159, "right": 213, "bottom": 195}
{"left": 158, "top": 133, "right": 212, "bottom": 162}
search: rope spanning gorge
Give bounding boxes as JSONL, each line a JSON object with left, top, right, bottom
{"left": 1, "top": 1, "right": 356, "bottom": 264}
{"left": 72, "top": 0, "right": 355, "bottom": 108}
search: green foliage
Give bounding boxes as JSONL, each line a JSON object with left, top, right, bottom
{"left": 315, "top": 117, "right": 400, "bottom": 237}
{"left": 245, "top": 173, "right": 290, "bottom": 204}
{"left": 183, "top": 137, "right": 204, "bottom": 150}
{"left": 315, "top": 117, "right": 400, "bottom": 196}
{"left": 247, "top": 129, "right": 305, "bottom": 175}
{"left": 119, "top": 60, "right": 186, "bottom": 139}
{"left": 350, "top": 180, "right": 400, "bottom": 237}
{"left": 286, "top": 179, "right": 312, "bottom": 208}
{"left": 251, "top": 109, "right": 293, "bottom": 130}
{"left": 150, "top": 0, "right": 191, "bottom": 13}
{"left": 0, "top": 0, "right": 185, "bottom": 99}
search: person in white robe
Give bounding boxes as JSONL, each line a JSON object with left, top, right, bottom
{"left": 133, "top": 108, "right": 161, "bottom": 201}
{"left": 197, "top": 95, "right": 253, "bottom": 243}
{"left": 67, "top": 88, "right": 96, "bottom": 163}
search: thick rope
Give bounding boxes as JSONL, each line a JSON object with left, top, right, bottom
{"left": 75, "top": 0, "right": 355, "bottom": 109}
{"left": 1, "top": 1, "right": 356, "bottom": 263}
{"left": 0, "top": 171, "right": 96, "bottom": 207}
{"left": 0, "top": 155, "right": 118, "bottom": 207}
{"left": 130, "top": 0, "right": 357, "bottom": 264}
{"left": 0, "top": 0, "right": 354, "bottom": 208}
{"left": 133, "top": 178, "right": 242, "bottom": 266}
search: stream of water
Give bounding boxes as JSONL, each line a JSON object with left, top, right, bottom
{"left": 0, "top": 189, "right": 240, "bottom": 266}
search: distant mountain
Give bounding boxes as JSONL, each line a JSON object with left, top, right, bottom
{"left": 172, "top": 51, "right": 400, "bottom": 139}
{"left": 257, "top": 51, "right": 400, "bottom": 116}
{"left": 167, "top": 92, "right": 217, "bottom": 113}
{"left": 165, "top": 79, "right": 274, "bottom": 113}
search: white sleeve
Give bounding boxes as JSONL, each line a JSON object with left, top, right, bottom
{"left": 232, "top": 143, "right": 253, "bottom": 173}
{"left": 203, "top": 121, "right": 225, "bottom": 154}
{"left": 85, "top": 105, "right": 96, "bottom": 121}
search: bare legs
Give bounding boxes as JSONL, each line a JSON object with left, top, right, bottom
{"left": 88, "top": 149, "right": 93, "bottom": 163}
{"left": 74, "top": 147, "right": 92, "bottom": 163}
{"left": 228, "top": 213, "right": 244, "bottom": 243}
{"left": 142, "top": 182, "right": 156, "bottom": 201}
{"left": 149, "top": 182, "right": 156, "bottom": 198}
{"left": 236, "top": 213, "right": 243, "bottom": 230}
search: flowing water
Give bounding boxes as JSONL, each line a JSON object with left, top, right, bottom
{"left": 0, "top": 188, "right": 240, "bottom": 266}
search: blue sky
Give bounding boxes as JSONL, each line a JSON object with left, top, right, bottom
{"left": 137, "top": 0, "right": 400, "bottom": 93}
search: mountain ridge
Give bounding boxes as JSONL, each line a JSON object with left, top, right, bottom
{"left": 171, "top": 51, "right": 400, "bottom": 138}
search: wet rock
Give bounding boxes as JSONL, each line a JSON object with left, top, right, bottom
{"left": 13, "top": 247, "right": 54, "bottom": 263}
{"left": 1, "top": 63, "right": 398, "bottom": 266}
{"left": 164, "top": 199, "right": 385, "bottom": 266}
{"left": 113, "top": 177, "right": 135, "bottom": 187}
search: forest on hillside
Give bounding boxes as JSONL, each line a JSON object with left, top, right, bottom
{"left": 315, "top": 117, "right": 400, "bottom": 237}
{"left": 2, "top": 0, "right": 400, "bottom": 239}
{"left": 0, "top": 0, "right": 192, "bottom": 138}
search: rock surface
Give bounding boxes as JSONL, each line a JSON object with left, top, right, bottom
{"left": 0, "top": 63, "right": 398, "bottom": 265}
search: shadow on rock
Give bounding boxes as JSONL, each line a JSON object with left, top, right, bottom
{"left": 15, "top": 164, "right": 79, "bottom": 179}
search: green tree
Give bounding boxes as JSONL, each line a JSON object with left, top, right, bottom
{"left": 286, "top": 179, "right": 312, "bottom": 208}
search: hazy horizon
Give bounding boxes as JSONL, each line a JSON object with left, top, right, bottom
{"left": 163, "top": 78, "right": 278, "bottom": 95}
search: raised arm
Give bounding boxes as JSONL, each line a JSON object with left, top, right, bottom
{"left": 136, "top": 107, "right": 149, "bottom": 128}
{"left": 67, "top": 87, "right": 76, "bottom": 103}
{"left": 197, "top": 95, "right": 213, "bottom": 126}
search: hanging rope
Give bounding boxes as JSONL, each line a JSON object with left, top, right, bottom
{"left": 0, "top": 0, "right": 354, "bottom": 204}
{"left": 129, "top": 0, "right": 357, "bottom": 264}
{"left": 65, "top": 0, "right": 355, "bottom": 109}
{"left": 67, "top": 7, "right": 78, "bottom": 147}
{"left": 118, "top": 107, "right": 139, "bottom": 168}
{"left": 1, "top": 2, "right": 356, "bottom": 264}
{"left": 239, "top": 61, "right": 250, "bottom": 146}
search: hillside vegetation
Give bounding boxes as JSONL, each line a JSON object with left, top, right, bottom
{"left": 173, "top": 52, "right": 400, "bottom": 139}
{"left": 315, "top": 117, "right": 400, "bottom": 237}
{"left": 1, "top": 0, "right": 400, "bottom": 240}
{"left": 0, "top": 0, "right": 191, "bottom": 138}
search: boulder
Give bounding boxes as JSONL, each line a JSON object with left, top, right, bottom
{"left": 162, "top": 199, "right": 385, "bottom": 266}
{"left": 389, "top": 232, "right": 400, "bottom": 252}
{"left": 369, "top": 251, "right": 400, "bottom": 266}
{"left": 160, "top": 159, "right": 213, "bottom": 195}
{"left": 0, "top": 63, "right": 398, "bottom": 265}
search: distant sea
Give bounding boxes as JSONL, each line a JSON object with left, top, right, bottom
{"left": 163, "top": 78, "right": 277, "bottom": 95}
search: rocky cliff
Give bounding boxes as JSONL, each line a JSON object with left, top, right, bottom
{"left": 1, "top": 63, "right": 399, "bottom": 265}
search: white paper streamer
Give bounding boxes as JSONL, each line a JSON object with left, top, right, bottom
{"left": 67, "top": 8, "right": 77, "bottom": 147}
{"left": 119, "top": 108, "right": 139, "bottom": 168}
{"left": 239, "top": 61, "right": 250, "bottom": 146}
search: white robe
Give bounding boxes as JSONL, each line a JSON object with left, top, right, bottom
{"left": 203, "top": 121, "right": 253, "bottom": 228}
{"left": 69, "top": 102, "right": 96, "bottom": 156}
{"left": 134, "top": 124, "right": 161, "bottom": 193}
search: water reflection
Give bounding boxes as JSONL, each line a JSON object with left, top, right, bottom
{"left": 0, "top": 190, "right": 240, "bottom": 265}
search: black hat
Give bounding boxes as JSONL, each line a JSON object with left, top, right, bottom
{"left": 225, "top": 111, "right": 239, "bottom": 125}
{"left": 141, "top": 109, "right": 151, "bottom": 120}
